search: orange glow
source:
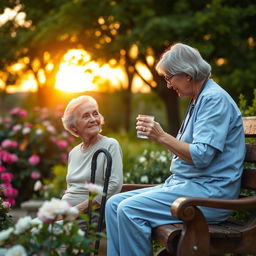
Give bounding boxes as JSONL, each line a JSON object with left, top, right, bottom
{"left": 55, "top": 49, "right": 128, "bottom": 93}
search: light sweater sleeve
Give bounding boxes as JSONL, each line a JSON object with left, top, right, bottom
{"left": 94, "top": 138, "right": 123, "bottom": 203}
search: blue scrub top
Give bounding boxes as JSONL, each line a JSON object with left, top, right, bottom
{"left": 169, "top": 79, "right": 245, "bottom": 200}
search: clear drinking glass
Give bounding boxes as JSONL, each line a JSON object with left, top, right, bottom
{"left": 136, "top": 114, "right": 155, "bottom": 139}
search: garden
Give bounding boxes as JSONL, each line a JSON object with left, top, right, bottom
{"left": 0, "top": 0, "right": 256, "bottom": 255}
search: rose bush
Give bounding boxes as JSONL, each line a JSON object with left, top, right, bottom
{"left": 0, "top": 106, "right": 76, "bottom": 206}
{"left": 0, "top": 197, "right": 103, "bottom": 256}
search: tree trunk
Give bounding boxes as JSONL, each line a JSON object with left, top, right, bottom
{"left": 152, "top": 78, "right": 180, "bottom": 136}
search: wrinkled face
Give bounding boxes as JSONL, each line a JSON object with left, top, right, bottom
{"left": 73, "top": 101, "right": 101, "bottom": 139}
{"left": 164, "top": 73, "right": 192, "bottom": 97}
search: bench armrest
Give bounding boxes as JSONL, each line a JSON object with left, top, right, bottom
{"left": 171, "top": 196, "right": 256, "bottom": 221}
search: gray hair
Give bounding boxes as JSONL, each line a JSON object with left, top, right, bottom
{"left": 156, "top": 43, "right": 211, "bottom": 81}
{"left": 62, "top": 95, "right": 103, "bottom": 137}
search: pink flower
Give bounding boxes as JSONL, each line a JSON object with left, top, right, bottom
{"left": 31, "top": 171, "right": 41, "bottom": 179}
{"left": 60, "top": 153, "right": 67, "bottom": 163}
{"left": 9, "top": 107, "right": 27, "bottom": 118}
{"left": 12, "top": 124, "right": 22, "bottom": 131}
{"left": 4, "top": 187, "right": 18, "bottom": 197}
{"left": 1, "top": 172, "right": 13, "bottom": 182}
{"left": 57, "top": 140, "right": 68, "bottom": 148}
{"left": 24, "top": 122, "right": 33, "bottom": 128}
{"left": 19, "top": 109, "right": 27, "bottom": 118}
{"left": 50, "top": 136, "right": 57, "bottom": 143}
{"left": 4, "top": 197, "right": 15, "bottom": 206}
{"left": 0, "top": 166, "right": 6, "bottom": 172}
{"left": 1, "top": 139, "right": 18, "bottom": 149}
{"left": 2, "top": 200, "right": 11, "bottom": 209}
{"left": 1, "top": 151, "right": 18, "bottom": 164}
{"left": 28, "top": 155, "right": 40, "bottom": 165}
{"left": 10, "top": 107, "right": 20, "bottom": 115}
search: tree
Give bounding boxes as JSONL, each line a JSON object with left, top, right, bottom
{"left": 1, "top": 0, "right": 256, "bottom": 133}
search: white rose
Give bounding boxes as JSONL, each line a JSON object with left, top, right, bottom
{"left": 139, "top": 156, "right": 146, "bottom": 163}
{"left": 14, "top": 216, "right": 32, "bottom": 235}
{"left": 34, "top": 180, "right": 42, "bottom": 191}
{"left": 22, "top": 127, "right": 31, "bottom": 135}
{"left": 6, "top": 245, "right": 27, "bottom": 256}
{"left": 85, "top": 183, "right": 105, "bottom": 196}
{"left": 140, "top": 175, "right": 149, "bottom": 183}
{"left": 0, "top": 228, "right": 14, "bottom": 245}
{"left": 35, "top": 129, "right": 43, "bottom": 135}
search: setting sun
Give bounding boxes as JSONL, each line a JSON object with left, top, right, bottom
{"left": 55, "top": 49, "right": 126, "bottom": 93}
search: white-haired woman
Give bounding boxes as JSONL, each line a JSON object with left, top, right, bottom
{"left": 61, "top": 95, "right": 123, "bottom": 228}
{"left": 105, "top": 43, "right": 245, "bottom": 256}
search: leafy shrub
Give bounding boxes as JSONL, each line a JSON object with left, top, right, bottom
{"left": 0, "top": 106, "right": 76, "bottom": 206}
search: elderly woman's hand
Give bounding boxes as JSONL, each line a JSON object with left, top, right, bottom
{"left": 136, "top": 116, "right": 165, "bottom": 142}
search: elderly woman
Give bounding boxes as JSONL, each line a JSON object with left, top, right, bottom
{"left": 61, "top": 95, "right": 123, "bottom": 221}
{"left": 105, "top": 43, "right": 245, "bottom": 256}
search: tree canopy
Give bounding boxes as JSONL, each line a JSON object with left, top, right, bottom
{"left": 0, "top": 0, "right": 255, "bottom": 134}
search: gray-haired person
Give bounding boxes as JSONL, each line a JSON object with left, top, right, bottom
{"left": 61, "top": 95, "right": 123, "bottom": 230}
{"left": 105, "top": 43, "right": 245, "bottom": 256}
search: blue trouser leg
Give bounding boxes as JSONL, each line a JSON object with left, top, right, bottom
{"left": 105, "top": 185, "right": 179, "bottom": 256}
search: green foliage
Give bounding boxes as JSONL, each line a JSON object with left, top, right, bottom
{"left": 42, "top": 165, "right": 67, "bottom": 200}
{"left": 239, "top": 89, "right": 256, "bottom": 116}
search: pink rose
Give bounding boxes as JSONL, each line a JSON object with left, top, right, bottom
{"left": 1, "top": 139, "right": 18, "bottom": 149}
{"left": 4, "top": 197, "right": 15, "bottom": 206}
{"left": 12, "top": 124, "right": 22, "bottom": 131}
{"left": 1, "top": 172, "right": 13, "bottom": 182}
{"left": 1, "top": 151, "right": 18, "bottom": 164}
{"left": 31, "top": 171, "right": 41, "bottom": 179}
{"left": 57, "top": 140, "right": 68, "bottom": 149}
{"left": 0, "top": 166, "right": 6, "bottom": 172}
{"left": 9, "top": 107, "right": 27, "bottom": 118}
{"left": 4, "top": 187, "right": 18, "bottom": 197}
{"left": 2, "top": 201, "right": 11, "bottom": 209}
{"left": 10, "top": 107, "right": 20, "bottom": 115}
{"left": 28, "top": 155, "right": 40, "bottom": 165}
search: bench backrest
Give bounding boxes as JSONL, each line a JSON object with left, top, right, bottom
{"left": 241, "top": 116, "right": 256, "bottom": 190}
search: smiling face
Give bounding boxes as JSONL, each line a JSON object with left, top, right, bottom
{"left": 73, "top": 101, "right": 102, "bottom": 140}
{"left": 165, "top": 73, "right": 193, "bottom": 98}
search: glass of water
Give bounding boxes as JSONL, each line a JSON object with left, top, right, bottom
{"left": 136, "top": 114, "right": 155, "bottom": 139}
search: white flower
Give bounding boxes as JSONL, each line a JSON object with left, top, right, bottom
{"left": 150, "top": 151, "right": 155, "bottom": 158}
{"left": 37, "top": 198, "right": 75, "bottom": 223}
{"left": 46, "top": 125, "right": 56, "bottom": 133}
{"left": 35, "top": 128, "right": 43, "bottom": 135}
{"left": 34, "top": 180, "right": 42, "bottom": 191}
{"left": 22, "top": 127, "right": 31, "bottom": 135}
{"left": 6, "top": 245, "right": 27, "bottom": 256}
{"left": 14, "top": 216, "right": 32, "bottom": 235}
{"left": 78, "top": 229, "right": 85, "bottom": 236}
{"left": 155, "top": 177, "right": 162, "bottom": 183}
{"left": 140, "top": 175, "right": 149, "bottom": 183}
{"left": 30, "top": 217, "right": 43, "bottom": 233}
{"left": 85, "top": 183, "right": 105, "bottom": 196}
{"left": 158, "top": 155, "right": 167, "bottom": 162}
{"left": 0, "top": 227, "right": 14, "bottom": 245}
{"left": 139, "top": 156, "right": 146, "bottom": 163}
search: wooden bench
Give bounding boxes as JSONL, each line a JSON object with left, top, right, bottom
{"left": 122, "top": 116, "right": 256, "bottom": 256}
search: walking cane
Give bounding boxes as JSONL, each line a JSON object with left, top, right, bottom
{"left": 87, "top": 148, "right": 112, "bottom": 255}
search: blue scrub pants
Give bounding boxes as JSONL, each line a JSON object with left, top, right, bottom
{"left": 105, "top": 184, "right": 180, "bottom": 256}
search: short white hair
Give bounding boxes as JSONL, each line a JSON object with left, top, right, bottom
{"left": 156, "top": 43, "right": 211, "bottom": 81}
{"left": 62, "top": 95, "right": 104, "bottom": 137}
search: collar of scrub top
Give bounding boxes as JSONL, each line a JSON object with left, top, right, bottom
{"left": 177, "top": 77, "right": 209, "bottom": 140}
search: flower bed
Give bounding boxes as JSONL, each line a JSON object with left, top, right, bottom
{"left": 0, "top": 106, "right": 76, "bottom": 206}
